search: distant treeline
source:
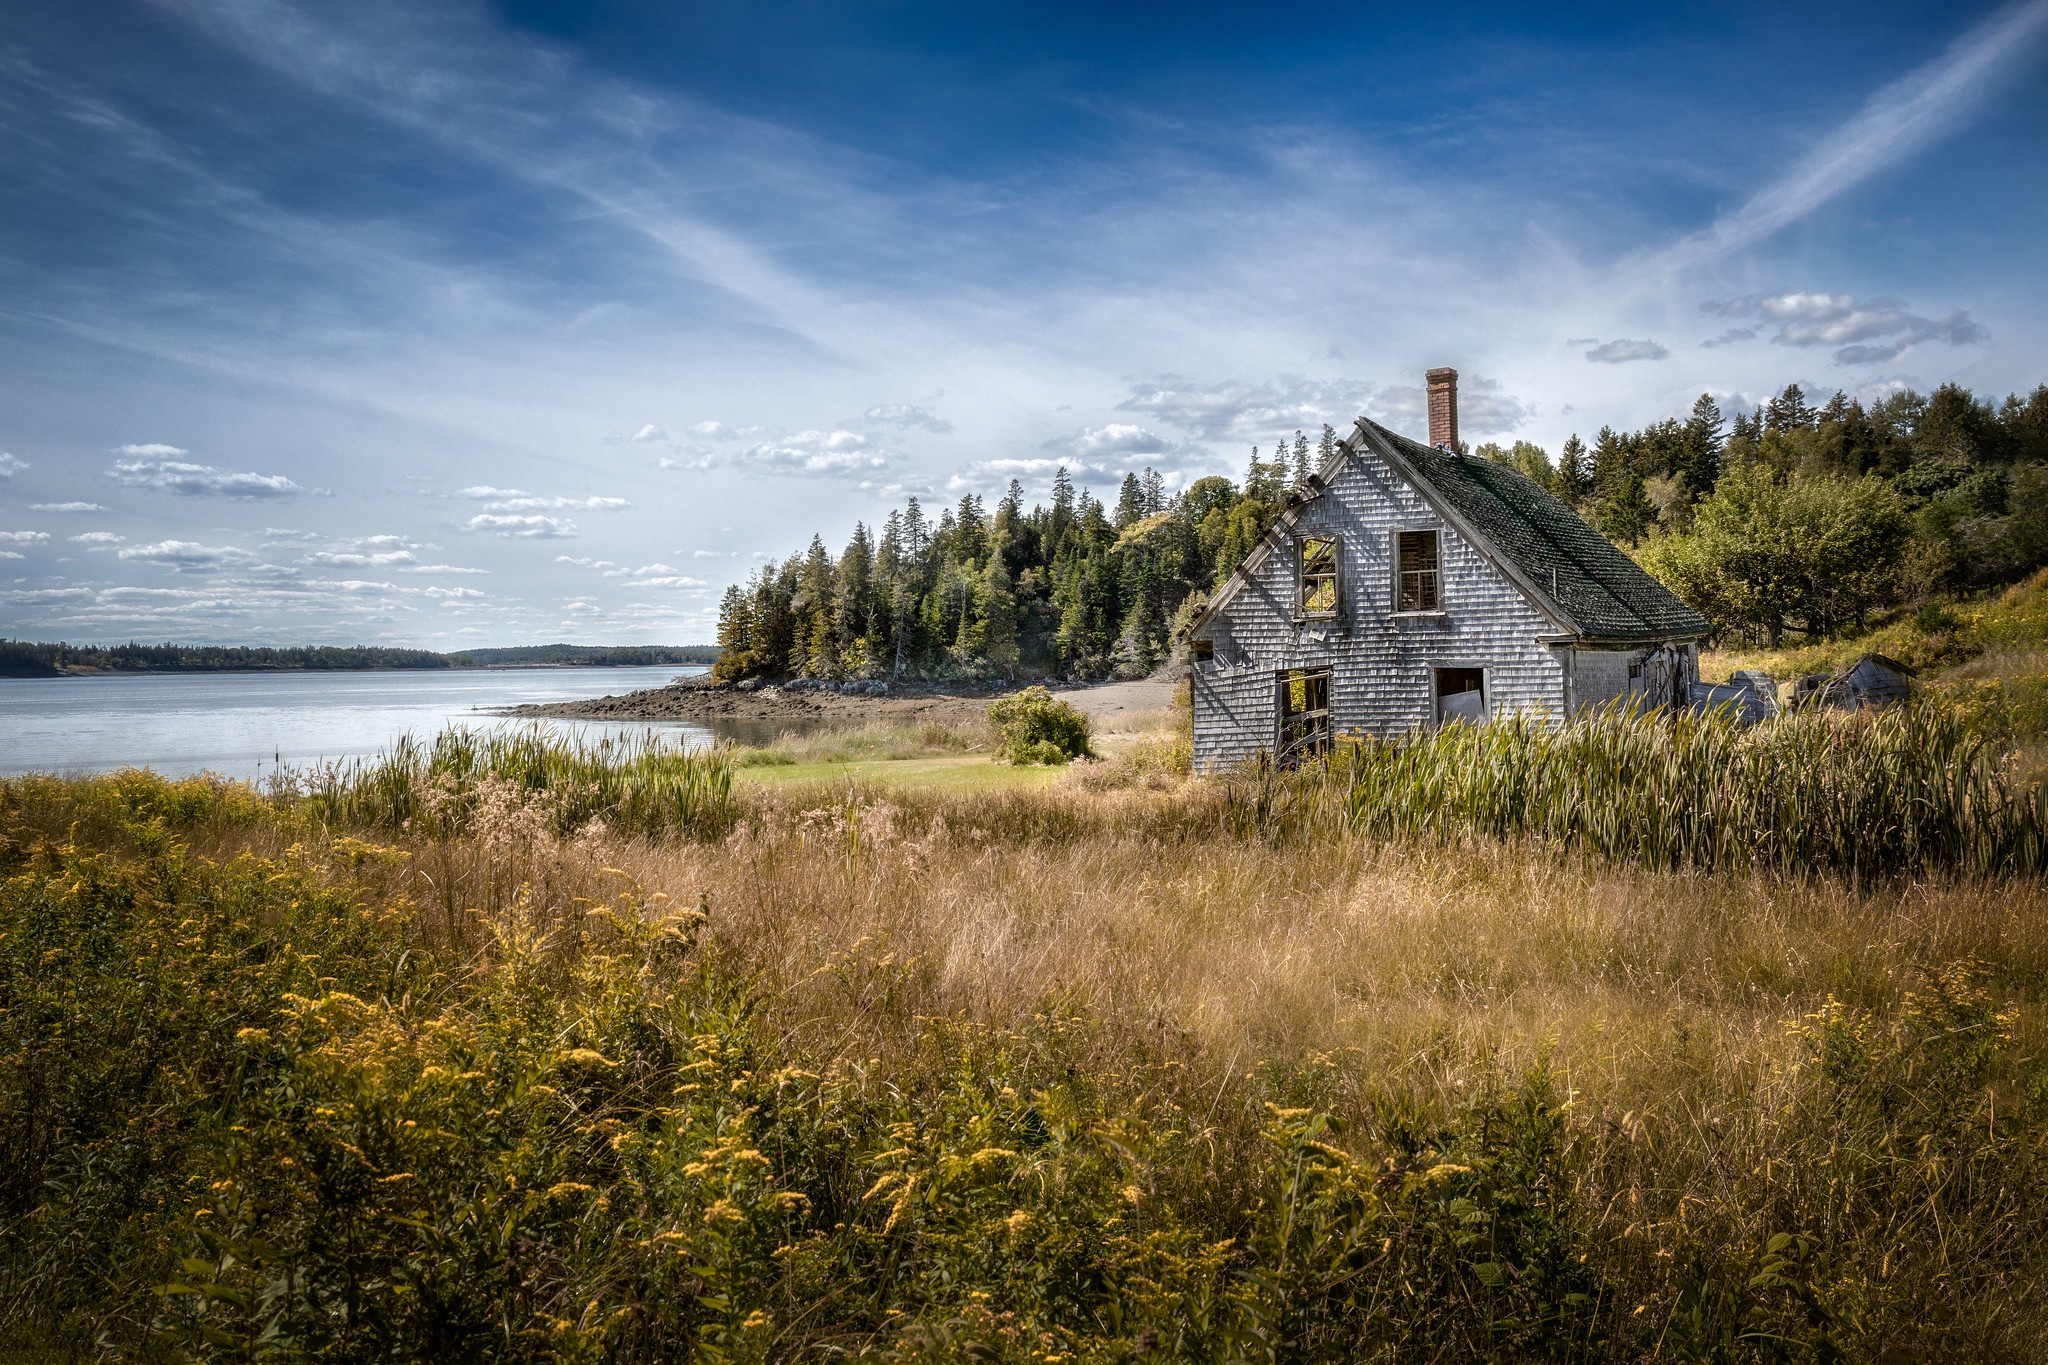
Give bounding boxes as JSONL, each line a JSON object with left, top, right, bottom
{"left": 0, "top": 640, "right": 719, "bottom": 678}
{"left": 714, "top": 377, "right": 2048, "bottom": 681}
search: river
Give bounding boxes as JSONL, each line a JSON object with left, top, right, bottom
{"left": 0, "top": 666, "right": 718, "bottom": 779}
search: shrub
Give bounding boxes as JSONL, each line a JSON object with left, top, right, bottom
{"left": 987, "top": 686, "right": 1093, "bottom": 765}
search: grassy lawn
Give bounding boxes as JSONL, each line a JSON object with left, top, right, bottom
{"left": 733, "top": 751, "right": 1064, "bottom": 791}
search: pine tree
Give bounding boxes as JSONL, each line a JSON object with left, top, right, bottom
{"left": 1114, "top": 473, "right": 1145, "bottom": 529}
{"left": 979, "top": 555, "right": 1019, "bottom": 677}
{"left": 1050, "top": 465, "right": 1076, "bottom": 555}
{"left": 1316, "top": 424, "right": 1338, "bottom": 478}
{"left": 1291, "top": 431, "right": 1311, "bottom": 490}
{"left": 1765, "top": 384, "right": 1811, "bottom": 433}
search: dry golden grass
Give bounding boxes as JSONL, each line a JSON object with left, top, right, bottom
{"left": 597, "top": 790, "right": 2048, "bottom": 1111}
{"left": 12, "top": 765, "right": 2047, "bottom": 1358}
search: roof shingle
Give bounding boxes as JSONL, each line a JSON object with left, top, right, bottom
{"left": 1361, "top": 420, "right": 1709, "bottom": 641}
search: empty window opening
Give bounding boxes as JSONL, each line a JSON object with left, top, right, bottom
{"left": 1397, "top": 530, "right": 1441, "bottom": 611}
{"left": 1299, "top": 536, "right": 1339, "bottom": 616}
{"left": 1189, "top": 638, "right": 1215, "bottom": 662}
{"left": 1278, "top": 668, "right": 1332, "bottom": 762}
{"left": 1435, "top": 667, "right": 1486, "bottom": 727}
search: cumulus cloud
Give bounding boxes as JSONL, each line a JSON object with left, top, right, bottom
{"left": 456, "top": 486, "right": 627, "bottom": 512}
{"left": 309, "top": 548, "right": 418, "bottom": 567}
{"left": 1114, "top": 373, "right": 1530, "bottom": 444}
{"left": 554, "top": 555, "right": 706, "bottom": 588}
{"left": 32, "top": 501, "right": 105, "bottom": 512}
{"left": 0, "top": 551, "right": 19, "bottom": 561}
{"left": 109, "top": 448, "right": 301, "bottom": 498}
{"left": 69, "top": 531, "right": 125, "bottom": 545}
{"left": 1584, "top": 339, "right": 1670, "bottom": 364}
{"left": 735, "top": 430, "right": 888, "bottom": 475}
{"left": 1116, "top": 375, "right": 1379, "bottom": 444}
{"left": 467, "top": 513, "right": 579, "bottom": 537}
{"left": 485, "top": 495, "right": 628, "bottom": 512}
{"left": 0, "top": 453, "right": 25, "bottom": 478}
{"left": 117, "top": 540, "right": 260, "bottom": 570}
{"left": 0, "top": 531, "right": 50, "bottom": 544}
{"left": 1705, "top": 293, "right": 1985, "bottom": 365}
{"left": 864, "top": 403, "right": 953, "bottom": 433}
{"left": 1364, "top": 375, "right": 1533, "bottom": 437}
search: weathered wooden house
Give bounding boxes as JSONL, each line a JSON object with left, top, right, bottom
{"left": 1184, "top": 369, "right": 1712, "bottom": 768}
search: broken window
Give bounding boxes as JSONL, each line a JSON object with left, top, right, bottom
{"left": 1435, "top": 667, "right": 1486, "bottom": 726}
{"left": 1278, "top": 668, "right": 1332, "bottom": 762}
{"left": 1397, "top": 530, "right": 1441, "bottom": 611}
{"left": 1189, "top": 638, "right": 1215, "bottom": 662}
{"left": 1298, "top": 536, "right": 1339, "bottom": 616}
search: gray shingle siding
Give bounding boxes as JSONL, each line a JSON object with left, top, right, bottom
{"left": 1188, "top": 427, "right": 1703, "bottom": 771}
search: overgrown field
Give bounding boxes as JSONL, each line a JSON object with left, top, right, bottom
{"left": 5, "top": 712, "right": 2047, "bottom": 1361}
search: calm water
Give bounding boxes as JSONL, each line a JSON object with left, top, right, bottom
{"left": 0, "top": 666, "right": 717, "bottom": 779}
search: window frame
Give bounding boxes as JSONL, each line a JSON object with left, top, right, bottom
{"left": 1432, "top": 665, "right": 1488, "bottom": 727}
{"left": 1394, "top": 527, "right": 1443, "bottom": 614}
{"left": 1296, "top": 534, "right": 1341, "bottom": 619}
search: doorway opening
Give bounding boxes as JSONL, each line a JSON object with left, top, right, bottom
{"left": 1278, "top": 668, "right": 1332, "bottom": 763}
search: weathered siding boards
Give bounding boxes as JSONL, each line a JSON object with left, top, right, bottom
{"left": 1191, "top": 439, "right": 1568, "bottom": 769}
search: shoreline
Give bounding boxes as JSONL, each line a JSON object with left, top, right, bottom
{"left": 502, "top": 673, "right": 1180, "bottom": 731}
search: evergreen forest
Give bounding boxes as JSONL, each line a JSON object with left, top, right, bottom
{"left": 714, "top": 379, "right": 2048, "bottom": 681}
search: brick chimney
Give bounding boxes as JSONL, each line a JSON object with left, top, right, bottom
{"left": 1426, "top": 367, "right": 1459, "bottom": 451}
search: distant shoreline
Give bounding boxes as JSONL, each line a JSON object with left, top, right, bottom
{"left": 0, "top": 640, "right": 719, "bottom": 679}
{"left": 8, "top": 662, "right": 714, "bottom": 678}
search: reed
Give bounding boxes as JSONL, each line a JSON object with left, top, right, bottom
{"left": 1292, "top": 701, "right": 2048, "bottom": 877}
{"left": 297, "top": 724, "right": 736, "bottom": 841}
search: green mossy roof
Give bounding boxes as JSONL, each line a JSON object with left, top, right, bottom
{"left": 1365, "top": 421, "right": 1710, "bottom": 641}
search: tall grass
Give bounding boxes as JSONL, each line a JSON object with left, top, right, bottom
{"left": 4, "top": 767, "right": 2048, "bottom": 1359}
{"left": 299, "top": 724, "right": 736, "bottom": 841}
{"left": 1247, "top": 702, "right": 2046, "bottom": 877}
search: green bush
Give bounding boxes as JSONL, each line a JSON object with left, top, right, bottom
{"left": 987, "top": 686, "right": 1094, "bottom": 765}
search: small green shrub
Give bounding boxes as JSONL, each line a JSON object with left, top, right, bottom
{"left": 987, "top": 687, "right": 1093, "bottom": 766}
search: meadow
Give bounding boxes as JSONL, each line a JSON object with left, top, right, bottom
{"left": 3, "top": 703, "right": 2046, "bottom": 1362}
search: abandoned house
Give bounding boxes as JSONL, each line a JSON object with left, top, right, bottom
{"left": 1184, "top": 368, "right": 1712, "bottom": 769}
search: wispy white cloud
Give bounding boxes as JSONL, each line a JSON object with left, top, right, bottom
{"left": 863, "top": 403, "right": 952, "bottom": 433}
{"left": 1673, "top": 0, "right": 2048, "bottom": 263}
{"left": 0, "top": 454, "right": 26, "bottom": 478}
{"left": 117, "top": 539, "right": 260, "bottom": 569}
{"left": 109, "top": 449, "right": 301, "bottom": 498}
{"left": 32, "top": 501, "right": 108, "bottom": 511}
{"left": 0, "top": 531, "right": 52, "bottom": 544}
{"left": 467, "top": 513, "right": 578, "bottom": 537}
{"left": 729, "top": 430, "right": 888, "bottom": 476}
{"left": 70, "top": 531, "right": 126, "bottom": 545}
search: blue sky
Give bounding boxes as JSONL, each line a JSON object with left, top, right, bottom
{"left": 2, "top": 0, "right": 2045, "bottom": 646}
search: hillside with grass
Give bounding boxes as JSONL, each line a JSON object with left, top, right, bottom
{"left": 5, "top": 701, "right": 2046, "bottom": 1362}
